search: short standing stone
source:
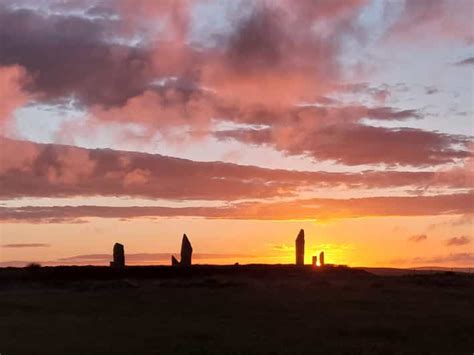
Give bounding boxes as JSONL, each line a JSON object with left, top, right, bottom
{"left": 312, "top": 256, "right": 317, "bottom": 268}
{"left": 171, "top": 255, "right": 180, "bottom": 266}
{"left": 110, "top": 243, "right": 125, "bottom": 268}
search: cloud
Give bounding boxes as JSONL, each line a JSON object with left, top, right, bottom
{"left": 454, "top": 57, "right": 474, "bottom": 66}
{"left": 424, "top": 86, "right": 438, "bottom": 95}
{"left": 0, "top": 1, "right": 472, "bottom": 171}
{"left": 446, "top": 236, "right": 471, "bottom": 246}
{"left": 1, "top": 138, "right": 473, "bottom": 201}
{"left": 451, "top": 214, "right": 474, "bottom": 226}
{"left": 0, "top": 65, "right": 30, "bottom": 128}
{"left": 2, "top": 243, "right": 50, "bottom": 248}
{"left": 0, "top": 1, "right": 365, "bottom": 110}
{"left": 0, "top": 252, "right": 255, "bottom": 267}
{"left": 408, "top": 234, "right": 427, "bottom": 242}
{"left": 216, "top": 124, "right": 471, "bottom": 167}
{"left": 0, "top": 2, "right": 380, "bottom": 149}
{"left": 339, "top": 83, "right": 392, "bottom": 102}
{"left": 386, "top": 0, "right": 474, "bottom": 44}
{"left": 392, "top": 253, "right": 474, "bottom": 265}
{"left": 427, "top": 214, "right": 474, "bottom": 230}
{"left": 0, "top": 192, "right": 472, "bottom": 223}
{"left": 197, "top": 0, "right": 362, "bottom": 108}
{"left": 271, "top": 244, "right": 294, "bottom": 252}
{"left": 57, "top": 252, "right": 253, "bottom": 264}
{"left": 0, "top": 4, "right": 155, "bottom": 107}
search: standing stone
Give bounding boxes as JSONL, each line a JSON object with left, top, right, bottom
{"left": 110, "top": 243, "right": 125, "bottom": 268}
{"left": 295, "top": 229, "right": 305, "bottom": 266}
{"left": 319, "top": 251, "right": 325, "bottom": 267}
{"left": 180, "top": 234, "right": 193, "bottom": 267}
{"left": 312, "top": 256, "right": 317, "bottom": 268}
{"left": 171, "top": 255, "right": 180, "bottom": 266}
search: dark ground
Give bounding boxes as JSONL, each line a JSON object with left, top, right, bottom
{"left": 0, "top": 265, "right": 473, "bottom": 355}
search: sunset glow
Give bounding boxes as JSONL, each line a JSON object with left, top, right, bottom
{"left": 0, "top": 0, "right": 472, "bottom": 268}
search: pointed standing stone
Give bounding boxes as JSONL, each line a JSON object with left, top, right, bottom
{"left": 180, "top": 234, "right": 193, "bottom": 267}
{"left": 110, "top": 243, "right": 125, "bottom": 268}
{"left": 171, "top": 255, "right": 180, "bottom": 266}
{"left": 295, "top": 229, "right": 305, "bottom": 266}
{"left": 319, "top": 251, "right": 325, "bottom": 267}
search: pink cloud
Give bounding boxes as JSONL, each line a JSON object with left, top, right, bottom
{"left": 0, "top": 1, "right": 471, "bottom": 171}
{"left": 0, "top": 192, "right": 472, "bottom": 223}
{"left": 386, "top": 0, "right": 474, "bottom": 44}
{"left": 446, "top": 236, "right": 471, "bottom": 246}
{"left": 408, "top": 234, "right": 428, "bottom": 242}
{"left": 0, "top": 65, "right": 30, "bottom": 131}
{"left": 0, "top": 1, "right": 368, "bottom": 131}
{"left": 1, "top": 138, "right": 472, "bottom": 201}
{"left": 216, "top": 124, "right": 471, "bottom": 166}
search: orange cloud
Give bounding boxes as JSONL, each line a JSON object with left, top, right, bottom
{"left": 408, "top": 234, "right": 428, "bottom": 242}
{"left": 445, "top": 236, "right": 471, "bottom": 246}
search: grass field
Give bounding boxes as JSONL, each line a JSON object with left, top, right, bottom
{"left": 0, "top": 265, "right": 473, "bottom": 354}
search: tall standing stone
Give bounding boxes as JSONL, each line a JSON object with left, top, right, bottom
{"left": 295, "top": 229, "right": 305, "bottom": 266}
{"left": 319, "top": 251, "right": 325, "bottom": 267}
{"left": 180, "top": 234, "right": 193, "bottom": 267}
{"left": 110, "top": 243, "right": 125, "bottom": 268}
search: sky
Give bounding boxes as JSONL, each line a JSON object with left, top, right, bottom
{"left": 0, "top": 0, "right": 473, "bottom": 268}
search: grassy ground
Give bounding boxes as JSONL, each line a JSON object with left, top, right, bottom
{"left": 0, "top": 265, "right": 473, "bottom": 354}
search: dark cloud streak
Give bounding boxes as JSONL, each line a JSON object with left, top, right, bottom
{"left": 446, "top": 236, "right": 471, "bottom": 246}
{"left": 0, "top": 192, "right": 472, "bottom": 223}
{"left": 2, "top": 243, "right": 50, "bottom": 248}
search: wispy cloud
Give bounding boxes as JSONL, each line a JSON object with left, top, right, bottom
{"left": 446, "top": 236, "right": 471, "bottom": 246}
{"left": 0, "top": 252, "right": 256, "bottom": 267}
{"left": 454, "top": 57, "right": 474, "bottom": 66}
{"left": 408, "top": 234, "right": 427, "bottom": 242}
{"left": 392, "top": 253, "right": 474, "bottom": 265}
{"left": 2, "top": 243, "right": 50, "bottom": 248}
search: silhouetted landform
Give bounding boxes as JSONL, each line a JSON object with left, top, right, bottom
{"left": 171, "top": 234, "right": 193, "bottom": 267}
{"left": 356, "top": 266, "right": 473, "bottom": 276}
{"left": 295, "top": 229, "right": 305, "bottom": 266}
{"left": 110, "top": 243, "right": 125, "bottom": 268}
{"left": 312, "top": 255, "right": 317, "bottom": 268}
{"left": 0, "top": 264, "right": 372, "bottom": 282}
{"left": 0, "top": 265, "right": 472, "bottom": 354}
{"left": 319, "top": 251, "right": 325, "bottom": 267}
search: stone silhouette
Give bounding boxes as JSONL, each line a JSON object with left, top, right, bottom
{"left": 110, "top": 243, "right": 125, "bottom": 268}
{"left": 171, "top": 234, "right": 193, "bottom": 267}
{"left": 319, "top": 251, "right": 325, "bottom": 267}
{"left": 312, "top": 255, "right": 317, "bottom": 268}
{"left": 181, "top": 234, "right": 193, "bottom": 267}
{"left": 295, "top": 229, "right": 305, "bottom": 266}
